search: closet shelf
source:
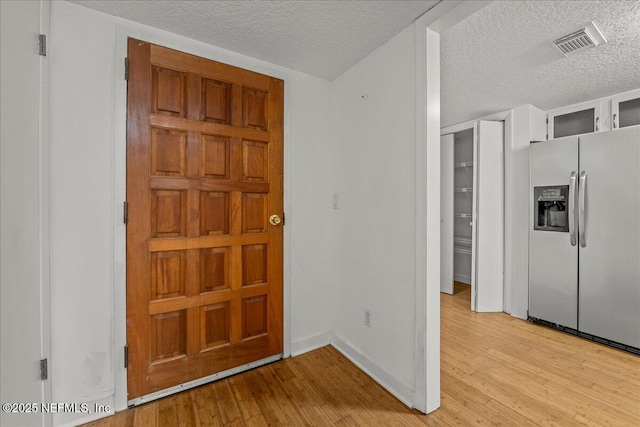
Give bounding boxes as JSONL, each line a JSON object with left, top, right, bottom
{"left": 454, "top": 213, "right": 473, "bottom": 219}
{"left": 454, "top": 236, "right": 472, "bottom": 246}
{"left": 454, "top": 247, "right": 472, "bottom": 255}
{"left": 455, "top": 161, "right": 474, "bottom": 168}
{"left": 454, "top": 187, "right": 473, "bottom": 193}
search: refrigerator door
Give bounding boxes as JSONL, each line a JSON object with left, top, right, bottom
{"left": 529, "top": 136, "right": 579, "bottom": 329}
{"left": 578, "top": 126, "right": 640, "bottom": 348}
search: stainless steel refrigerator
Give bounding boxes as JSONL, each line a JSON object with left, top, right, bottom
{"left": 529, "top": 126, "right": 640, "bottom": 352}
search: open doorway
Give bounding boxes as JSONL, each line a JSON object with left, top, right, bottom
{"left": 440, "top": 121, "right": 504, "bottom": 312}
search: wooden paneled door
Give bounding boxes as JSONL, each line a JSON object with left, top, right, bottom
{"left": 126, "top": 39, "right": 284, "bottom": 401}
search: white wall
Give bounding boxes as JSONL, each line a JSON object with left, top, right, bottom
{"left": 49, "top": 3, "right": 117, "bottom": 425}
{"left": 330, "top": 25, "right": 418, "bottom": 404}
{"left": 49, "top": 1, "right": 332, "bottom": 425}
{"left": 288, "top": 73, "right": 333, "bottom": 355}
{"left": 503, "top": 105, "right": 546, "bottom": 319}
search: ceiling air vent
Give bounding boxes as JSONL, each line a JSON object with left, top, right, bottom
{"left": 553, "top": 22, "right": 606, "bottom": 56}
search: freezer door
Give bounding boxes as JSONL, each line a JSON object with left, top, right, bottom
{"left": 578, "top": 126, "right": 640, "bottom": 348}
{"left": 529, "top": 137, "right": 579, "bottom": 329}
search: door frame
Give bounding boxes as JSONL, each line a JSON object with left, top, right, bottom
{"left": 112, "top": 24, "right": 293, "bottom": 410}
{"left": 414, "top": 0, "right": 492, "bottom": 413}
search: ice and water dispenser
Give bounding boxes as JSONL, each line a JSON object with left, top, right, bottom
{"left": 533, "top": 185, "right": 569, "bottom": 232}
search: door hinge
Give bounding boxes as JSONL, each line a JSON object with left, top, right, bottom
{"left": 124, "top": 57, "right": 129, "bottom": 81}
{"left": 123, "top": 201, "right": 128, "bottom": 224}
{"left": 40, "top": 359, "right": 48, "bottom": 380}
{"left": 546, "top": 117, "right": 550, "bottom": 139}
{"left": 38, "top": 34, "right": 47, "bottom": 57}
{"left": 282, "top": 212, "right": 285, "bottom": 226}
{"left": 124, "top": 345, "right": 129, "bottom": 369}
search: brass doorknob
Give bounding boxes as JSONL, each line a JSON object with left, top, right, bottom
{"left": 269, "top": 214, "right": 282, "bottom": 226}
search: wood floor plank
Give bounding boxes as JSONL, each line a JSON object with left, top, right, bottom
{"left": 175, "top": 390, "right": 198, "bottom": 427}
{"left": 212, "top": 380, "right": 243, "bottom": 425}
{"left": 283, "top": 356, "right": 353, "bottom": 424}
{"left": 133, "top": 402, "right": 156, "bottom": 427}
{"left": 193, "top": 384, "right": 223, "bottom": 426}
{"left": 278, "top": 375, "right": 336, "bottom": 426}
{"left": 157, "top": 395, "right": 178, "bottom": 427}
{"left": 334, "top": 415, "right": 359, "bottom": 426}
{"left": 487, "top": 347, "right": 640, "bottom": 424}
{"left": 250, "top": 392, "right": 292, "bottom": 426}
{"left": 228, "top": 376, "right": 268, "bottom": 426}
{"left": 295, "top": 351, "right": 383, "bottom": 426}
{"left": 272, "top": 361, "right": 296, "bottom": 382}
{"left": 484, "top": 398, "right": 539, "bottom": 427}
{"left": 258, "top": 366, "right": 310, "bottom": 426}
{"left": 243, "top": 369, "right": 291, "bottom": 426}
{"left": 323, "top": 363, "right": 409, "bottom": 426}
{"left": 83, "top": 284, "right": 640, "bottom": 427}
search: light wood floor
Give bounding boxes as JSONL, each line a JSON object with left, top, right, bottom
{"left": 85, "top": 283, "right": 640, "bottom": 426}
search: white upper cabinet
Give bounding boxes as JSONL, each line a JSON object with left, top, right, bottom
{"left": 547, "top": 88, "right": 640, "bottom": 139}
{"left": 610, "top": 89, "right": 640, "bottom": 130}
{"left": 547, "top": 99, "right": 603, "bottom": 139}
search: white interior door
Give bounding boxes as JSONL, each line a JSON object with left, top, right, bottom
{"left": 473, "top": 121, "right": 505, "bottom": 312}
{"left": 440, "top": 134, "right": 454, "bottom": 294}
{"left": 471, "top": 123, "right": 478, "bottom": 310}
{"left": 578, "top": 127, "right": 640, "bottom": 348}
{"left": 1, "top": 1, "right": 50, "bottom": 426}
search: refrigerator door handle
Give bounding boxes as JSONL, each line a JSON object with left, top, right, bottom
{"left": 569, "top": 171, "right": 577, "bottom": 246}
{"left": 579, "top": 171, "right": 587, "bottom": 247}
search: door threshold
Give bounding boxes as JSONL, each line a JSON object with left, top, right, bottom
{"left": 127, "top": 353, "right": 283, "bottom": 407}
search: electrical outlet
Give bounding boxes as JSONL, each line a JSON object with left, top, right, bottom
{"left": 364, "top": 309, "right": 372, "bottom": 328}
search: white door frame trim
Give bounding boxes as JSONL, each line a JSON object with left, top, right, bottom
{"left": 40, "top": 0, "right": 53, "bottom": 424}
{"left": 413, "top": 0, "right": 492, "bottom": 413}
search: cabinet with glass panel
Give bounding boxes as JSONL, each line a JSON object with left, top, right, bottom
{"left": 547, "top": 88, "right": 640, "bottom": 139}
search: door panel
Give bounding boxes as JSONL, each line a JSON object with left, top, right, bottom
{"left": 127, "top": 39, "right": 283, "bottom": 400}
{"left": 471, "top": 123, "right": 478, "bottom": 309}
{"left": 440, "top": 134, "right": 454, "bottom": 294}
{"left": 529, "top": 136, "right": 579, "bottom": 329}
{"left": 1, "top": 1, "right": 48, "bottom": 425}
{"left": 474, "top": 121, "right": 504, "bottom": 312}
{"left": 578, "top": 127, "right": 640, "bottom": 348}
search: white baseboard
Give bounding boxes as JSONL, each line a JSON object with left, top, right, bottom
{"left": 510, "top": 310, "right": 528, "bottom": 320}
{"left": 454, "top": 273, "right": 471, "bottom": 284}
{"left": 290, "top": 331, "right": 332, "bottom": 357}
{"left": 329, "top": 333, "right": 413, "bottom": 408}
{"left": 53, "top": 394, "right": 115, "bottom": 427}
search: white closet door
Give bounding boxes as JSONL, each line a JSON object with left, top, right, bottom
{"left": 1, "top": 2, "right": 49, "bottom": 426}
{"left": 440, "top": 134, "right": 454, "bottom": 294}
{"left": 474, "top": 121, "right": 504, "bottom": 312}
{"left": 471, "top": 123, "right": 478, "bottom": 310}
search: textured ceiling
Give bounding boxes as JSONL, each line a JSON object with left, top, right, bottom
{"left": 441, "top": 0, "right": 640, "bottom": 127}
{"left": 69, "top": 0, "right": 440, "bottom": 80}
{"left": 67, "top": 0, "right": 640, "bottom": 127}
